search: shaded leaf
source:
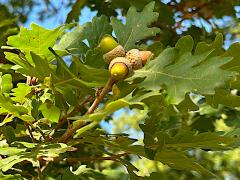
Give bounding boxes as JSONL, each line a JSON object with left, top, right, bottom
{"left": 155, "top": 150, "right": 216, "bottom": 178}
{"left": 111, "top": 2, "right": 160, "bottom": 50}
{"left": 131, "top": 35, "right": 236, "bottom": 104}
{"left": 65, "top": 0, "right": 87, "bottom": 23}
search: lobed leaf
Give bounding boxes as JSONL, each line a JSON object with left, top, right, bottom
{"left": 111, "top": 2, "right": 160, "bottom": 50}
{"left": 131, "top": 35, "right": 237, "bottom": 104}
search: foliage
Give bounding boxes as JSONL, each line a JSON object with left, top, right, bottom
{"left": 0, "top": 0, "right": 240, "bottom": 179}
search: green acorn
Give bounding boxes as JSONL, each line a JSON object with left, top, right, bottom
{"left": 109, "top": 57, "right": 133, "bottom": 80}
{"left": 99, "top": 35, "right": 118, "bottom": 54}
{"left": 98, "top": 35, "right": 125, "bottom": 64}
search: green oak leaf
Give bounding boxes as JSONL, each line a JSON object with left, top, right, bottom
{"left": 222, "top": 42, "right": 240, "bottom": 72}
{"left": 148, "top": 130, "right": 236, "bottom": 150}
{"left": 11, "top": 83, "right": 31, "bottom": 104}
{"left": 53, "top": 23, "right": 89, "bottom": 55}
{"left": 54, "top": 15, "right": 112, "bottom": 68}
{"left": 155, "top": 150, "right": 216, "bottom": 178}
{"left": 111, "top": 2, "right": 160, "bottom": 50}
{"left": 176, "top": 93, "right": 199, "bottom": 114}
{"left": 206, "top": 89, "right": 240, "bottom": 108}
{"left": 0, "top": 94, "right": 28, "bottom": 116}
{"left": 0, "top": 74, "right": 13, "bottom": 93}
{"left": 55, "top": 15, "right": 112, "bottom": 50}
{"left": 49, "top": 49, "right": 105, "bottom": 92}
{"left": 39, "top": 102, "right": 60, "bottom": 123}
{"left": 83, "top": 15, "right": 113, "bottom": 48}
{"left": 131, "top": 35, "right": 237, "bottom": 104}
{"left": 69, "top": 56, "right": 109, "bottom": 86}
{"left": 65, "top": 0, "right": 87, "bottom": 23}
{"left": 5, "top": 51, "right": 53, "bottom": 80}
{"left": 6, "top": 23, "right": 64, "bottom": 64}
{"left": 0, "top": 143, "right": 73, "bottom": 172}
{"left": 0, "top": 172, "right": 22, "bottom": 180}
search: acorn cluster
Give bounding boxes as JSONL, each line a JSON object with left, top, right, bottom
{"left": 98, "top": 35, "right": 153, "bottom": 80}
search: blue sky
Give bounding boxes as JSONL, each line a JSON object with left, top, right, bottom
{"left": 24, "top": 5, "right": 97, "bottom": 29}
{"left": 0, "top": 0, "right": 96, "bottom": 28}
{"left": 3, "top": 0, "right": 237, "bottom": 48}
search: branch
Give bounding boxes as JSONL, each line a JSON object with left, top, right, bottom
{"left": 58, "top": 78, "right": 115, "bottom": 143}
{"left": 37, "top": 167, "right": 43, "bottom": 180}
{"left": 24, "top": 123, "right": 35, "bottom": 143}
{"left": 36, "top": 126, "right": 47, "bottom": 141}
{"left": 49, "top": 95, "right": 93, "bottom": 139}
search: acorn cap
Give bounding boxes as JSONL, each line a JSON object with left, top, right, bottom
{"left": 109, "top": 57, "right": 133, "bottom": 78}
{"left": 126, "top": 49, "right": 143, "bottom": 70}
{"left": 139, "top": 51, "right": 154, "bottom": 65}
{"left": 103, "top": 45, "right": 125, "bottom": 64}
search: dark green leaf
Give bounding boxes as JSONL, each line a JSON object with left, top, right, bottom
{"left": 111, "top": 2, "right": 160, "bottom": 50}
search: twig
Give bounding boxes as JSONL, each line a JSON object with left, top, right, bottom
{"left": 40, "top": 161, "right": 50, "bottom": 173}
{"left": 36, "top": 126, "right": 47, "bottom": 141}
{"left": 48, "top": 95, "right": 93, "bottom": 139}
{"left": 58, "top": 78, "right": 115, "bottom": 143}
{"left": 25, "top": 123, "right": 35, "bottom": 143}
{"left": 37, "top": 167, "right": 43, "bottom": 180}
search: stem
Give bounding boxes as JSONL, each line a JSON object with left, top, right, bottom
{"left": 36, "top": 127, "right": 47, "bottom": 141}
{"left": 58, "top": 78, "right": 115, "bottom": 143}
{"left": 49, "top": 95, "right": 93, "bottom": 139}
{"left": 86, "top": 79, "right": 114, "bottom": 115}
{"left": 37, "top": 167, "right": 43, "bottom": 180}
{"left": 25, "top": 123, "right": 35, "bottom": 143}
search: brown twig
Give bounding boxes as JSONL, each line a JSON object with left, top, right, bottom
{"left": 37, "top": 167, "right": 43, "bottom": 180}
{"left": 48, "top": 95, "right": 93, "bottom": 139}
{"left": 40, "top": 161, "right": 50, "bottom": 173}
{"left": 24, "top": 123, "right": 36, "bottom": 143}
{"left": 58, "top": 78, "right": 115, "bottom": 143}
{"left": 36, "top": 126, "right": 47, "bottom": 141}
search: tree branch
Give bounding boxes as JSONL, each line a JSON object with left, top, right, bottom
{"left": 49, "top": 95, "right": 93, "bottom": 140}
{"left": 58, "top": 78, "right": 115, "bottom": 143}
{"left": 37, "top": 167, "right": 43, "bottom": 180}
{"left": 24, "top": 123, "right": 35, "bottom": 143}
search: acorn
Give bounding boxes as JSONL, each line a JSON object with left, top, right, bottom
{"left": 125, "top": 49, "right": 143, "bottom": 70}
{"left": 139, "top": 51, "right": 154, "bottom": 65}
{"left": 109, "top": 57, "right": 133, "bottom": 80}
{"left": 103, "top": 45, "right": 125, "bottom": 64}
{"left": 99, "top": 35, "right": 118, "bottom": 54}
{"left": 98, "top": 35, "right": 125, "bottom": 64}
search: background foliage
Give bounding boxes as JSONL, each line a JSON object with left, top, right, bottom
{"left": 0, "top": 0, "right": 240, "bottom": 179}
